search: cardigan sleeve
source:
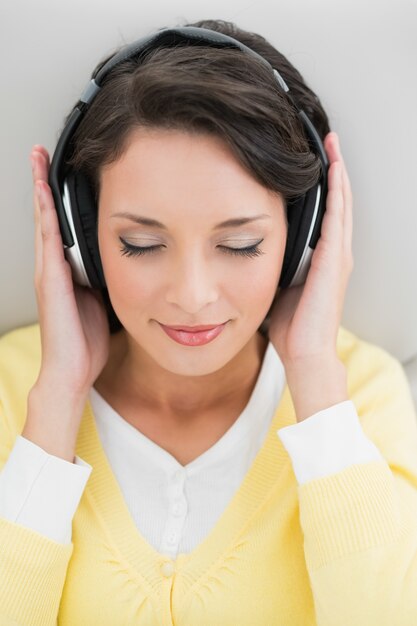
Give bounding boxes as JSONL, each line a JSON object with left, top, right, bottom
{"left": 0, "top": 434, "right": 92, "bottom": 544}
{"left": 289, "top": 353, "right": 417, "bottom": 626}
{"left": 0, "top": 401, "right": 77, "bottom": 626}
{"left": 277, "top": 399, "right": 385, "bottom": 483}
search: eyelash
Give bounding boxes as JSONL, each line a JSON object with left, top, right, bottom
{"left": 119, "top": 238, "right": 265, "bottom": 259}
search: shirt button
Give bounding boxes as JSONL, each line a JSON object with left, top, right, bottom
{"left": 172, "top": 502, "right": 185, "bottom": 516}
{"left": 167, "top": 531, "right": 177, "bottom": 545}
{"left": 161, "top": 560, "right": 175, "bottom": 577}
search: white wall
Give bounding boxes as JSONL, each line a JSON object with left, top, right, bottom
{"left": 1, "top": 0, "right": 416, "bottom": 364}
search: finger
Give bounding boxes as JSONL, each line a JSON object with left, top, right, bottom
{"left": 330, "top": 134, "right": 353, "bottom": 207}
{"left": 34, "top": 184, "right": 43, "bottom": 284}
{"left": 32, "top": 152, "right": 43, "bottom": 283}
{"left": 35, "top": 181, "right": 71, "bottom": 298}
{"left": 324, "top": 134, "right": 344, "bottom": 207}
{"left": 323, "top": 133, "right": 353, "bottom": 260}
{"left": 324, "top": 133, "right": 353, "bottom": 212}
{"left": 330, "top": 134, "right": 353, "bottom": 259}
{"left": 31, "top": 149, "right": 50, "bottom": 184}
{"left": 31, "top": 149, "right": 51, "bottom": 233}
{"left": 37, "top": 181, "right": 67, "bottom": 263}
{"left": 321, "top": 161, "right": 344, "bottom": 246}
{"left": 326, "top": 158, "right": 343, "bottom": 208}
{"left": 342, "top": 164, "right": 353, "bottom": 259}
{"left": 31, "top": 144, "right": 50, "bottom": 170}
{"left": 323, "top": 132, "right": 340, "bottom": 167}
{"left": 31, "top": 151, "right": 46, "bottom": 219}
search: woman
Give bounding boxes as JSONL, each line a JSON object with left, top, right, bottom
{"left": 1, "top": 18, "right": 417, "bottom": 626}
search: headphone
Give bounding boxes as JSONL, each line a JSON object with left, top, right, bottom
{"left": 48, "top": 26, "right": 329, "bottom": 329}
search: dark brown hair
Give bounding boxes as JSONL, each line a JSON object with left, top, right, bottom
{"left": 64, "top": 18, "right": 331, "bottom": 337}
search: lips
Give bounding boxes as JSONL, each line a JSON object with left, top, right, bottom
{"left": 163, "top": 324, "right": 225, "bottom": 332}
{"left": 158, "top": 322, "right": 227, "bottom": 346}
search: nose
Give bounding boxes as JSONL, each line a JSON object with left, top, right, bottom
{"left": 165, "top": 248, "right": 219, "bottom": 314}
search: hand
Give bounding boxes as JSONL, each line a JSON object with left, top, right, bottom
{"left": 30, "top": 145, "right": 110, "bottom": 396}
{"left": 267, "top": 132, "right": 353, "bottom": 369}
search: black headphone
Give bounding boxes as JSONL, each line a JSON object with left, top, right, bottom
{"left": 48, "top": 26, "right": 329, "bottom": 329}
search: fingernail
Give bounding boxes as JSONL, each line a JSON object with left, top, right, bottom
{"left": 30, "top": 155, "right": 35, "bottom": 171}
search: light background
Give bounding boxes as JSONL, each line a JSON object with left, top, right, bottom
{"left": 0, "top": 0, "right": 416, "bottom": 397}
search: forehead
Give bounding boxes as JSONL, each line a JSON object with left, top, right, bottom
{"left": 100, "top": 127, "right": 250, "bottom": 185}
{"left": 98, "top": 127, "right": 286, "bottom": 224}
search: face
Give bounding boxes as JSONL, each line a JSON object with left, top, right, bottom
{"left": 97, "top": 128, "right": 288, "bottom": 376}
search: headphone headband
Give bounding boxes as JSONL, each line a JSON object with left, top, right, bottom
{"left": 87, "top": 27, "right": 282, "bottom": 95}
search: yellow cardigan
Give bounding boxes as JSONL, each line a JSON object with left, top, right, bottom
{"left": 1, "top": 323, "right": 417, "bottom": 626}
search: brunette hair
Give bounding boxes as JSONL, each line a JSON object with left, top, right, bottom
{"left": 64, "top": 18, "right": 331, "bottom": 337}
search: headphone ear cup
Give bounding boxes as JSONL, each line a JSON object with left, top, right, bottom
{"left": 279, "top": 183, "right": 322, "bottom": 288}
{"left": 66, "top": 171, "right": 106, "bottom": 290}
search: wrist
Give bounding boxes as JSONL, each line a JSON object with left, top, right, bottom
{"left": 284, "top": 356, "right": 349, "bottom": 423}
{"left": 23, "top": 382, "right": 89, "bottom": 462}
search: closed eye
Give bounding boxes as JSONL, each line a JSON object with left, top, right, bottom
{"left": 118, "top": 238, "right": 265, "bottom": 259}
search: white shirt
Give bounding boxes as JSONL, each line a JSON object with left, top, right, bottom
{"left": 0, "top": 341, "right": 383, "bottom": 555}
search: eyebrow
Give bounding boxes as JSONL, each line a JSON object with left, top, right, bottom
{"left": 110, "top": 212, "right": 272, "bottom": 230}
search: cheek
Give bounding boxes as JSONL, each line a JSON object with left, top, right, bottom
{"left": 103, "top": 256, "right": 157, "bottom": 309}
{"left": 98, "top": 232, "right": 157, "bottom": 317}
{"left": 217, "top": 239, "right": 285, "bottom": 322}
{"left": 237, "top": 253, "right": 283, "bottom": 316}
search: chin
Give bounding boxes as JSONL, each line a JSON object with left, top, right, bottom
{"left": 151, "top": 346, "right": 236, "bottom": 377}
{"left": 141, "top": 323, "right": 245, "bottom": 374}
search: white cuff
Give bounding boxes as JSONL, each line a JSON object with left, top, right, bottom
{"left": 0, "top": 435, "right": 92, "bottom": 544}
{"left": 276, "top": 400, "right": 384, "bottom": 485}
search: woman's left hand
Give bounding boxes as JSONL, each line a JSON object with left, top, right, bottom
{"left": 268, "top": 131, "right": 354, "bottom": 370}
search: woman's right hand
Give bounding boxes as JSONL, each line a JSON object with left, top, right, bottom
{"left": 30, "top": 145, "right": 110, "bottom": 398}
